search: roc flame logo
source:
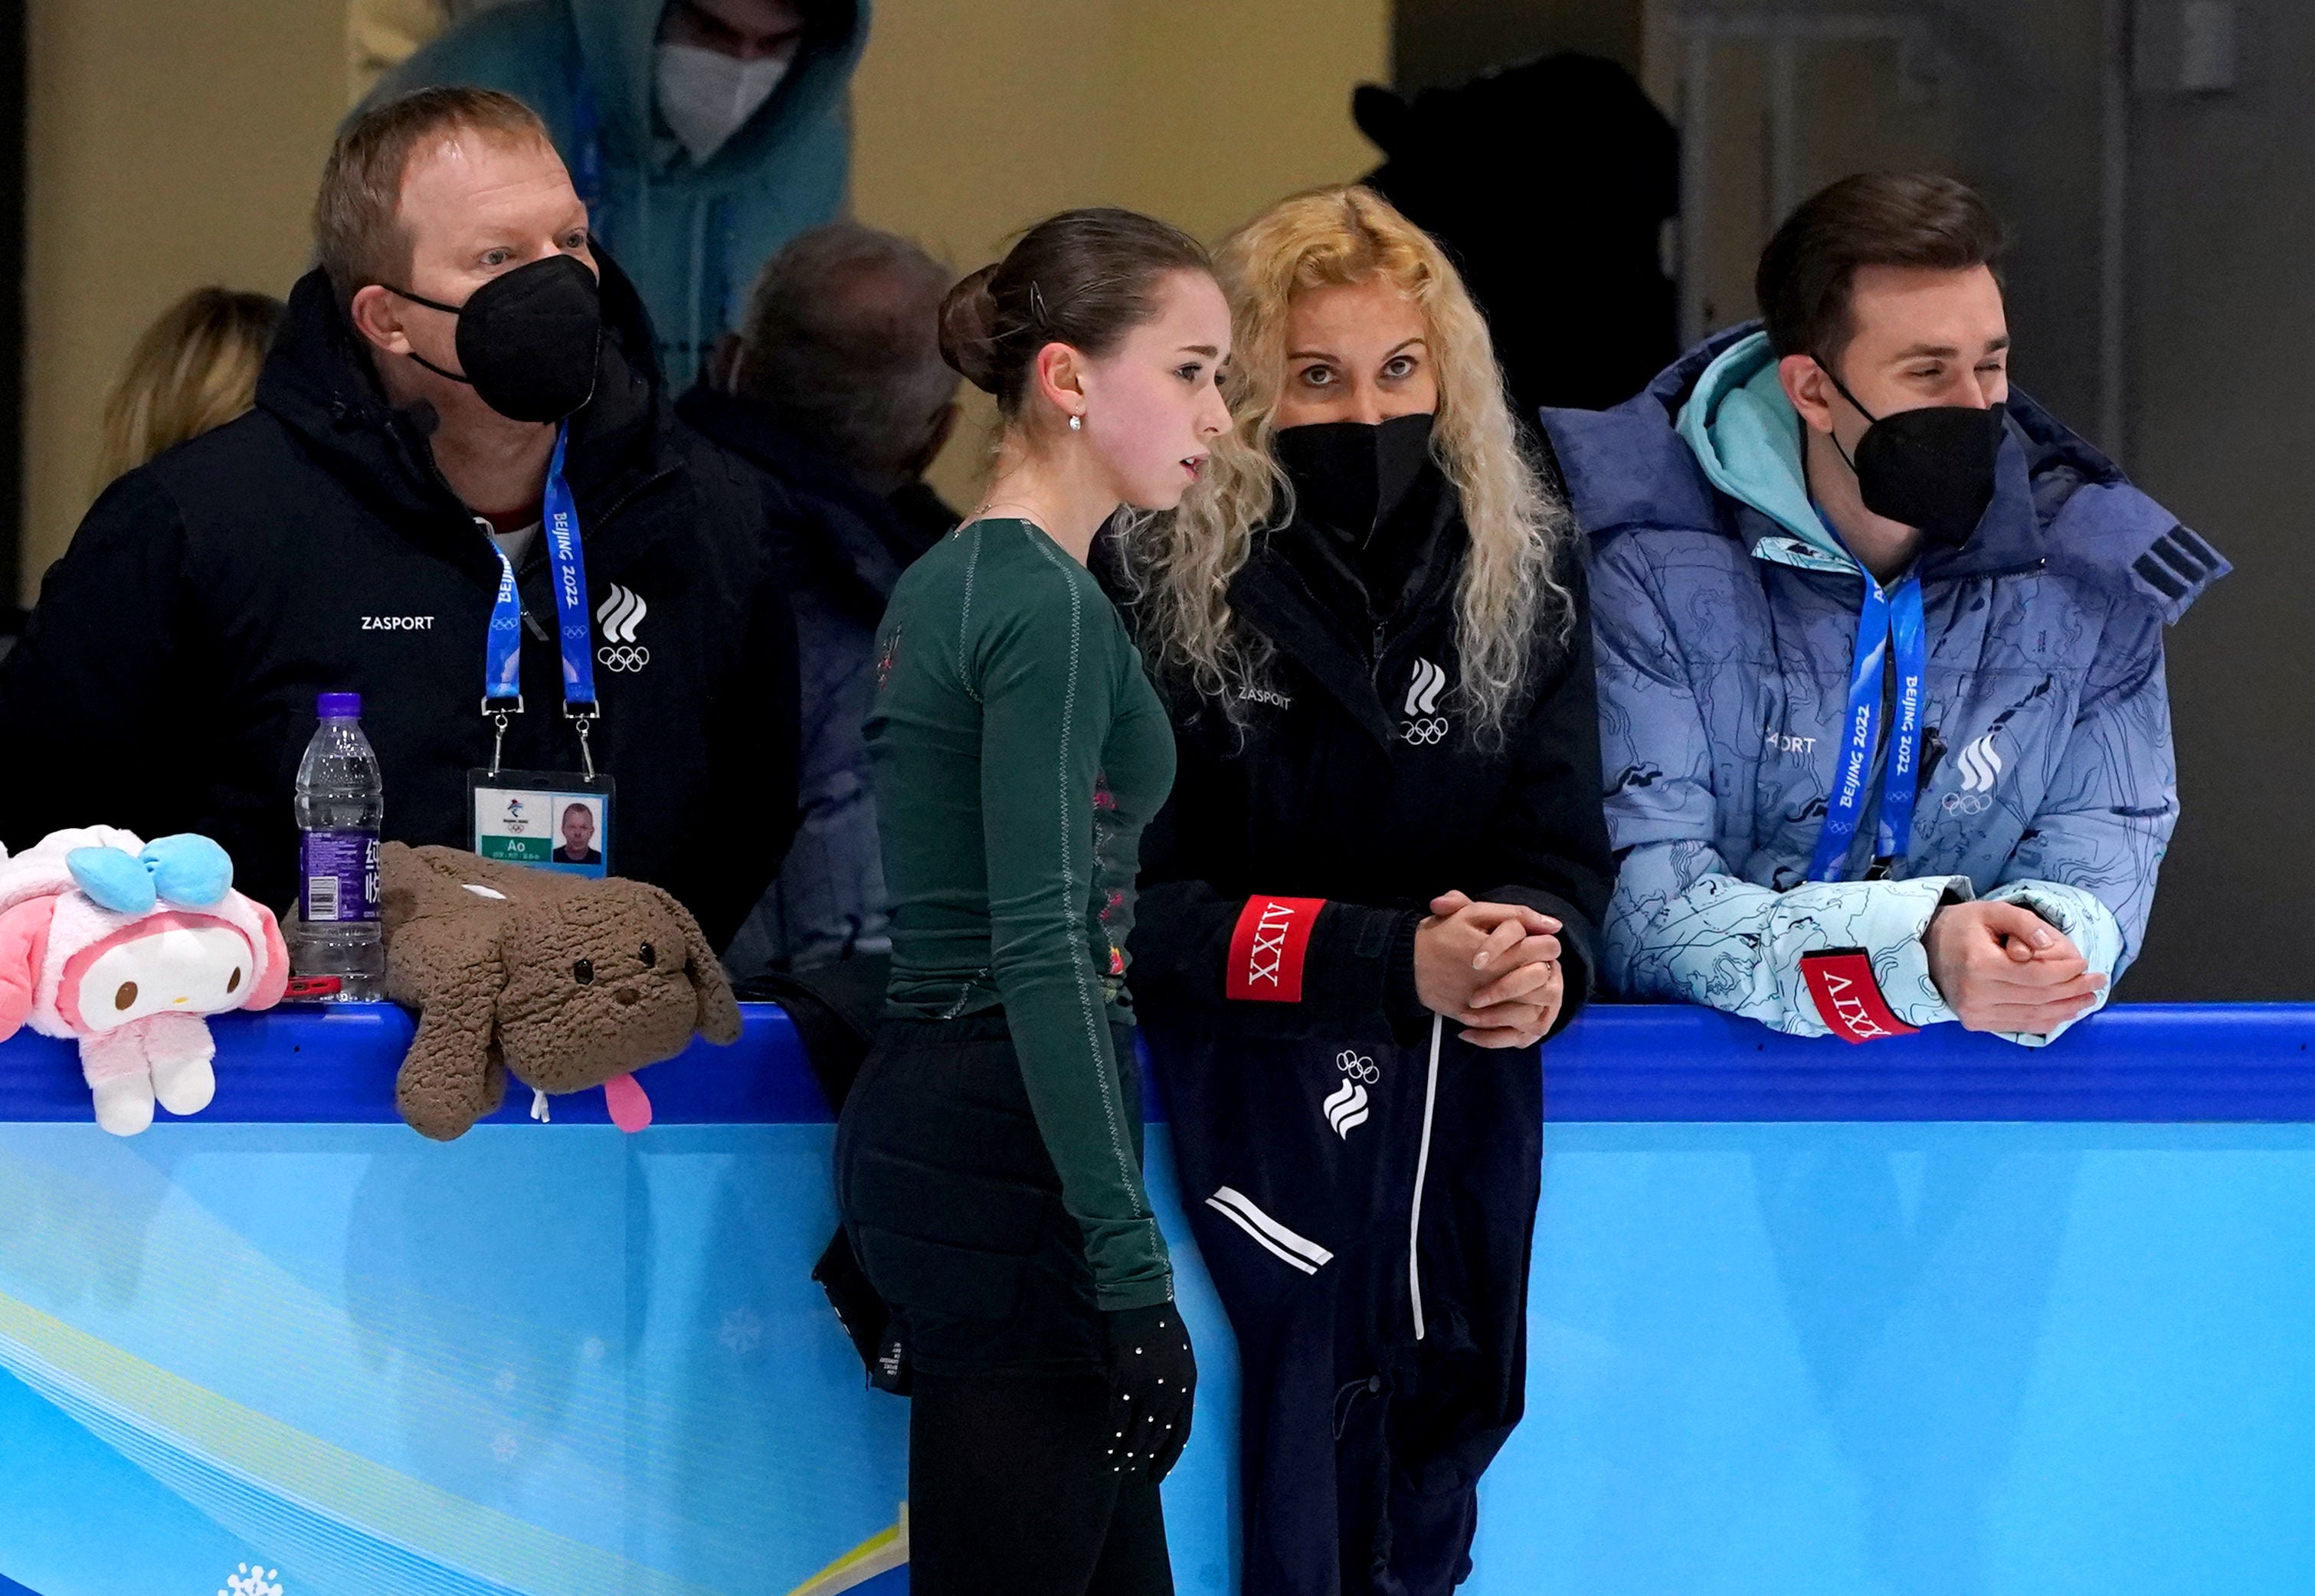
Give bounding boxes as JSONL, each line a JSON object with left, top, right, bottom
{"left": 1956, "top": 731, "right": 2004, "bottom": 792}
{"left": 1405, "top": 658, "right": 1447, "bottom": 715}
{"left": 595, "top": 584, "right": 650, "bottom": 672}
{"left": 1323, "top": 1049, "right": 1377, "bottom": 1137}
{"left": 1402, "top": 658, "right": 1449, "bottom": 744}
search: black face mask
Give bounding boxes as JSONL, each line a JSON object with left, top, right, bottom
{"left": 1273, "top": 412, "right": 1436, "bottom": 545}
{"left": 1822, "top": 365, "right": 2006, "bottom": 547}
{"left": 384, "top": 253, "right": 603, "bottom": 424}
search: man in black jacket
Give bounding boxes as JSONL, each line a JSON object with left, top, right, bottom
{"left": 0, "top": 87, "right": 797, "bottom": 948}
{"left": 679, "top": 221, "right": 958, "bottom": 982}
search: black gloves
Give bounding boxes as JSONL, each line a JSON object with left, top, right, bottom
{"left": 1103, "top": 1300, "right": 1197, "bottom": 1484}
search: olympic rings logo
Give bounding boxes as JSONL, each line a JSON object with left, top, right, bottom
{"left": 1942, "top": 792, "right": 1992, "bottom": 816}
{"left": 597, "top": 644, "right": 651, "bottom": 673}
{"left": 1401, "top": 717, "right": 1449, "bottom": 746}
{"left": 1336, "top": 1049, "right": 1379, "bottom": 1084}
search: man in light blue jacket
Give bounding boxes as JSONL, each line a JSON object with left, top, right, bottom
{"left": 1541, "top": 173, "right": 2226, "bottom": 1045}
{"left": 375, "top": 0, "right": 868, "bottom": 389}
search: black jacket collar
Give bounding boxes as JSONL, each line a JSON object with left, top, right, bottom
{"left": 1232, "top": 474, "right": 1465, "bottom": 753}
{"left": 255, "top": 253, "right": 680, "bottom": 586}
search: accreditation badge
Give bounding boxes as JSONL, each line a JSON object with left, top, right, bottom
{"left": 467, "top": 768, "right": 616, "bottom": 880}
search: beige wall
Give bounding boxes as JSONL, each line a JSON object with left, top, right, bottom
{"left": 18, "top": 0, "right": 1389, "bottom": 600}
{"left": 848, "top": 0, "right": 1391, "bottom": 505}
{"left": 851, "top": 0, "right": 1389, "bottom": 278}
{"left": 21, "top": 0, "right": 346, "bottom": 605}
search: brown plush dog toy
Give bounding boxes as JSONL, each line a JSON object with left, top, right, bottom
{"left": 378, "top": 843, "right": 742, "bottom": 1140}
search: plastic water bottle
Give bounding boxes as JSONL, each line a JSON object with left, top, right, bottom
{"left": 293, "top": 691, "right": 385, "bottom": 999}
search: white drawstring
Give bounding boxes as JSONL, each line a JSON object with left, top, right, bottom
{"left": 1408, "top": 1015, "right": 1443, "bottom": 1340}
{"left": 530, "top": 1088, "right": 550, "bottom": 1123}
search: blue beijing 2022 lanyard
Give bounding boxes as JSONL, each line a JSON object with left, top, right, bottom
{"left": 480, "top": 422, "right": 600, "bottom": 777}
{"left": 1806, "top": 560, "right": 1927, "bottom": 883}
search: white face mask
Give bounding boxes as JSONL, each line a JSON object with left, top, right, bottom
{"left": 654, "top": 41, "right": 792, "bottom": 165}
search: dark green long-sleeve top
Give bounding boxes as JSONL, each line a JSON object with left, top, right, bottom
{"left": 866, "top": 517, "right": 1178, "bottom": 1310}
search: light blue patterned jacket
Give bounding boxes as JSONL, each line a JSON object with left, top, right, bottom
{"left": 1539, "top": 327, "right": 2227, "bottom": 1044}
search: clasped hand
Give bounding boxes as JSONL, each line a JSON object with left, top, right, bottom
{"left": 1924, "top": 899, "right": 2107, "bottom": 1035}
{"left": 1413, "top": 890, "right": 1564, "bottom": 1048}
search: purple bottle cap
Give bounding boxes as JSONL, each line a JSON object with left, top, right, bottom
{"left": 316, "top": 692, "right": 362, "bottom": 719}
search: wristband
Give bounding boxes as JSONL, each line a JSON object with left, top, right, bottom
{"left": 1800, "top": 947, "right": 1920, "bottom": 1043}
{"left": 1226, "top": 896, "right": 1325, "bottom": 1002}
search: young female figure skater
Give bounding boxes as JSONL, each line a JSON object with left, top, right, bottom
{"left": 837, "top": 208, "right": 1235, "bottom": 1596}
{"left": 1114, "top": 187, "right": 1614, "bottom": 1594}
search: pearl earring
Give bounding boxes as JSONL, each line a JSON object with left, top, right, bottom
{"left": 1069, "top": 414, "right": 1082, "bottom": 432}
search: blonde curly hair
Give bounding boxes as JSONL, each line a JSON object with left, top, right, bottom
{"left": 1117, "top": 185, "right": 1572, "bottom": 740}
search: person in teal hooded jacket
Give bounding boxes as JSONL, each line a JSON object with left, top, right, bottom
{"left": 372, "top": 0, "right": 868, "bottom": 391}
{"left": 1541, "top": 173, "right": 2226, "bottom": 1048}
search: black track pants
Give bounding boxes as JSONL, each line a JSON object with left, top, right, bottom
{"left": 908, "top": 1371, "right": 1175, "bottom": 1596}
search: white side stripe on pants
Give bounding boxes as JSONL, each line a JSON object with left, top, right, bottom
{"left": 1205, "top": 1186, "right": 1335, "bottom": 1275}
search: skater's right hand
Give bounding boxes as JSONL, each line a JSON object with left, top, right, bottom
{"left": 1103, "top": 1300, "right": 1197, "bottom": 1486}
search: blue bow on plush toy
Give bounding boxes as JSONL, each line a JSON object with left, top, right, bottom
{"left": 64, "top": 835, "right": 234, "bottom": 915}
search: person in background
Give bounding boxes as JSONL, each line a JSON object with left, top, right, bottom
{"left": 372, "top": 0, "right": 869, "bottom": 388}
{"left": 1354, "top": 53, "right": 1679, "bottom": 419}
{"left": 684, "top": 221, "right": 961, "bottom": 983}
{"left": 1540, "top": 172, "right": 2227, "bottom": 1045}
{"left": 837, "top": 208, "right": 1233, "bottom": 1594}
{"left": 0, "top": 87, "right": 798, "bottom": 947}
{"left": 93, "top": 287, "right": 285, "bottom": 492}
{"left": 1112, "top": 185, "right": 1611, "bottom": 1596}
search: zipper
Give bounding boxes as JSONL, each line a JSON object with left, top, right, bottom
{"left": 1370, "top": 621, "right": 1387, "bottom": 688}
{"left": 592, "top": 464, "right": 682, "bottom": 529}
{"left": 1408, "top": 1013, "right": 1443, "bottom": 1342}
{"left": 489, "top": 466, "right": 685, "bottom": 642}
{"left": 472, "top": 513, "right": 554, "bottom": 640}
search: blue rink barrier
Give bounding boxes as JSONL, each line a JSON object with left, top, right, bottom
{"left": 0, "top": 1002, "right": 2310, "bottom": 1596}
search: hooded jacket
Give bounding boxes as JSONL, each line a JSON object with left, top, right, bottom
{"left": 1540, "top": 325, "right": 2228, "bottom": 1045}
{"left": 675, "top": 384, "right": 953, "bottom": 979}
{"left": 0, "top": 257, "right": 799, "bottom": 949}
{"left": 375, "top": 0, "right": 869, "bottom": 389}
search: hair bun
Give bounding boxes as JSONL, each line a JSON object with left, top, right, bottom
{"left": 931, "top": 211, "right": 1211, "bottom": 415}
{"left": 937, "top": 263, "right": 1006, "bottom": 395}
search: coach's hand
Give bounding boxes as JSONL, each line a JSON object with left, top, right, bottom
{"left": 1926, "top": 900, "right": 2107, "bottom": 1035}
{"left": 1420, "top": 891, "right": 1564, "bottom": 1046}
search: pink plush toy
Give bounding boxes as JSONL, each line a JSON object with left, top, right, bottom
{"left": 0, "top": 826, "right": 290, "bottom": 1135}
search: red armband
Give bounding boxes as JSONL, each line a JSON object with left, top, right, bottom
{"left": 1226, "top": 896, "right": 1326, "bottom": 1002}
{"left": 1800, "top": 947, "right": 1920, "bottom": 1043}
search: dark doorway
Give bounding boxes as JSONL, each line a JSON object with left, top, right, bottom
{"left": 1393, "top": 0, "right": 1642, "bottom": 90}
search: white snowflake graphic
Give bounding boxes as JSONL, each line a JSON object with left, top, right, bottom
{"left": 581, "top": 1336, "right": 606, "bottom": 1362}
{"left": 719, "top": 1306, "right": 764, "bottom": 1355}
{"left": 493, "top": 1367, "right": 519, "bottom": 1395}
{"left": 221, "top": 1562, "right": 283, "bottom": 1596}
{"left": 491, "top": 1431, "right": 520, "bottom": 1463}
